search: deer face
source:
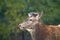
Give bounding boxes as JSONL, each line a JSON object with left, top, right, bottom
{"left": 18, "top": 12, "right": 43, "bottom": 32}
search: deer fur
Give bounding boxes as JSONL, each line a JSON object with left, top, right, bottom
{"left": 18, "top": 12, "right": 60, "bottom": 40}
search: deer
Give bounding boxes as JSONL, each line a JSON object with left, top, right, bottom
{"left": 18, "top": 12, "right": 60, "bottom": 40}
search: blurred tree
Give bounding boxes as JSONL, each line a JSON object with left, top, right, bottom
{"left": 0, "top": 0, "right": 60, "bottom": 40}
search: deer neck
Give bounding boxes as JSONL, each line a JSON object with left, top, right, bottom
{"left": 26, "top": 28, "right": 36, "bottom": 40}
{"left": 26, "top": 23, "right": 40, "bottom": 40}
{"left": 26, "top": 21, "right": 46, "bottom": 40}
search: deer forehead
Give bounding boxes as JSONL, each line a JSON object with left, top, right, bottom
{"left": 29, "top": 16, "right": 39, "bottom": 20}
{"left": 29, "top": 17, "right": 36, "bottom": 19}
{"left": 28, "top": 12, "right": 39, "bottom": 17}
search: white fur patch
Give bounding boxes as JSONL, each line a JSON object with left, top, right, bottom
{"left": 58, "top": 24, "right": 60, "bottom": 26}
{"left": 26, "top": 29, "right": 33, "bottom": 32}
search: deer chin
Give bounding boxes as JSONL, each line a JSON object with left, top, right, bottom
{"left": 19, "top": 27, "right": 23, "bottom": 30}
{"left": 26, "top": 28, "right": 35, "bottom": 34}
{"left": 27, "top": 29, "right": 33, "bottom": 31}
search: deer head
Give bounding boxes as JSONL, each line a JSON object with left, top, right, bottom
{"left": 18, "top": 11, "right": 43, "bottom": 32}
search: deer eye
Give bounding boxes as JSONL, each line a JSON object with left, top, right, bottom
{"left": 29, "top": 19, "right": 32, "bottom": 21}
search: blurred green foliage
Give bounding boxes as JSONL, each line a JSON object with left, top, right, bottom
{"left": 0, "top": 0, "right": 60, "bottom": 40}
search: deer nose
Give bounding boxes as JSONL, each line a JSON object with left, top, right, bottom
{"left": 18, "top": 24, "right": 21, "bottom": 27}
{"left": 18, "top": 24, "right": 21, "bottom": 28}
{"left": 18, "top": 24, "right": 25, "bottom": 28}
{"left": 18, "top": 24, "right": 21, "bottom": 29}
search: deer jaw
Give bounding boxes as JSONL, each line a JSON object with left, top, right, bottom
{"left": 18, "top": 20, "right": 38, "bottom": 32}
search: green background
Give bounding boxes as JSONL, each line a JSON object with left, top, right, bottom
{"left": 0, "top": 0, "right": 60, "bottom": 40}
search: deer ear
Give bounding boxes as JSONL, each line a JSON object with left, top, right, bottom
{"left": 39, "top": 10, "right": 43, "bottom": 19}
{"left": 36, "top": 14, "right": 39, "bottom": 18}
{"left": 28, "top": 13, "right": 31, "bottom": 17}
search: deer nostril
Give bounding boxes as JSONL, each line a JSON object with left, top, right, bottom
{"left": 18, "top": 25, "right": 21, "bottom": 27}
{"left": 23, "top": 27, "right": 24, "bottom": 28}
{"left": 19, "top": 25, "right": 21, "bottom": 27}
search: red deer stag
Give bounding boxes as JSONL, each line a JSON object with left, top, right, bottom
{"left": 18, "top": 12, "right": 60, "bottom": 40}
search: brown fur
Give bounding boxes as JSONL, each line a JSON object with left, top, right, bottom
{"left": 34, "top": 21, "right": 60, "bottom": 40}
{"left": 18, "top": 12, "right": 60, "bottom": 40}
